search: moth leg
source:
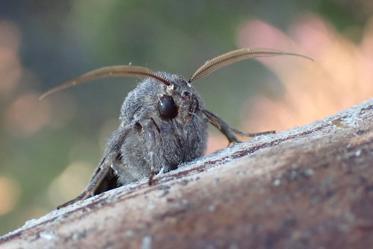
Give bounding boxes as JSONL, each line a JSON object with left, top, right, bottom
{"left": 148, "top": 174, "right": 155, "bottom": 185}
{"left": 231, "top": 127, "right": 275, "bottom": 137}
{"left": 57, "top": 126, "right": 130, "bottom": 209}
{"left": 202, "top": 109, "right": 240, "bottom": 143}
{"left": 202, "top": 109, "right": 275, "bottom": 144}
{"left": 141, "top": 118, "right": 163, "bottom": 185}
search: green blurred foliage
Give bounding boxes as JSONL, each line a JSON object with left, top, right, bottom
{"left": 0, "top": 0, "right": 371, "bottom": 235}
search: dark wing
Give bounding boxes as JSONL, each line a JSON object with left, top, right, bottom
{"left": 57, "top": 125, "right": 131, "bottom": 209}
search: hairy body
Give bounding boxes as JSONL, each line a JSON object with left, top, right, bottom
{"left": 110, "top": 73, "right": 208, "bottom": 185}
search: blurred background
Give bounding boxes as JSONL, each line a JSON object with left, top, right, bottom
{"left": 1, "top": 0, "right": 373, "bottom": 235}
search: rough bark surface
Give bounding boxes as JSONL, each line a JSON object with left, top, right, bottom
{"left": 1, "top": 99, "right": 373, "bottom": 249}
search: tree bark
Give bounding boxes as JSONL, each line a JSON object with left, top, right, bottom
{"left": 1, "top": 99, "right": 373, "bottom": 249}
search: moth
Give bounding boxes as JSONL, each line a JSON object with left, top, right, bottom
{"left": 40, "top": 48, "right": 312, "bottom": 208}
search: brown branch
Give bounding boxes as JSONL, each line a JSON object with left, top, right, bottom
{"left": 1, "top": 99, "right": 373, "bottom": 249}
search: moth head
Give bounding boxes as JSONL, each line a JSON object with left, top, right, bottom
{"left": 152, "top": 73, "right": 201, "bottom": 122}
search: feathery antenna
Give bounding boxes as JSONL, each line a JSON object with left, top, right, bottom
{"left": 39, "top": 65, "right": 170, "bottom": 100}
{"left": 189, "top": 48, "right": 313, "bottom": 82}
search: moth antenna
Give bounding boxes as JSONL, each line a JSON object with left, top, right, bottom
{"left": 39, "top": 65, "right": 171, "bottom": 100}
{"left": 189, "top": 48, "right": 313, "bottom": 82}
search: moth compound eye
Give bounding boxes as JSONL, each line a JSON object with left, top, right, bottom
{"left": 158, "top": 95, "right": 178, "bottom": 120}
{"left": 182, "top": 91, "right": 191, "bottom": 98}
